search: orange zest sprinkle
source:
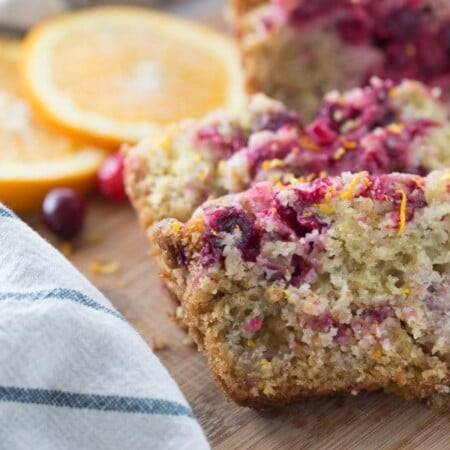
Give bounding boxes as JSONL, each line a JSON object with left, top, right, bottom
{"left": 373, "top": 349, "right": 382, "bottom": 360}
{"left": 317, "top": 203, "right": 334, "bottom": 215}
{"left": 88, "top": 233, "right": 102, "bottom": 244}
{"left": 340, "top": 171, "right": 367, "bottom": 200}
{"left": 171, "top": 222, "right": 181, "bottom": 233}
{"left": 389, "top": 88, "right": 399, "bottom": 97}
{"left": 325, "top": 185, "right": 338, "bottom": 202}
{"left": 262, "top": 158, "right": 285, "bottom": 170}
{"left": 271, "top": 207, "right": 278, "bottom": 214}
{"left": 210, "top": 229, "right": 218, "bottom": 236}
{"left": 404, "top": 287, "right": 411, "bottom": 295}
{"left": 247, "top": 339, "right": 256, "bottom": 348}
{"left": 59, "top": 242, "right": 73, "bottom": 258}
{"left": 396, "top": 189, "right": 407, "bottom": 236}
{"left": 340, "top": 136, "right": 357, "bottom": 149}
{"left": 270, "top": 175, "right": 280, "bottom": 184}
{"left": 196, "top": 171, "right": 208, "bottom": 181}
{"left": 387, "top": 123, "right": 405, "bottom": 134}
{"left": 363, "top": 176, "right": 372, "bottom": 188}
{"left": 319, "top": 170, "right": 328, "bottom": 178}
{"left": 283, "top": 289, "right": 290, "bottom": 298}
{"left": 333, "top": 147, "right": 346, "bottom": 160}
{"left": 415, "top": 178, "right": 425, "bottom": 190}
{"left": 306, "top": 173, "right": 316, "bottom": 182}
{"left": 151, "top": 335, "right": 168, "bottom": 352}
{"left": 90, "top": 260, "right": 120, "bottom": 275}
{"left": 300, "top": 135, "right": 320, "bottom": 151}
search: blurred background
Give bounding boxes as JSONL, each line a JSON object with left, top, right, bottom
{"left": 0, "top": 0, "right": 227, "bottom": 30}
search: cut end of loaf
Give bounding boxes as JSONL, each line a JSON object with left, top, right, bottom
{"left": 152, "top": 170, "right": 450, "bottom": 406}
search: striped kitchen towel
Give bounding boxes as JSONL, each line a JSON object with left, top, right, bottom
{"left": 0, "top": 204, "right": 209, "bottom": 450}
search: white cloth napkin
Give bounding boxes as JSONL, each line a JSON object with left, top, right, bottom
{"left": 0, "top": 204, "right": 209, "bottom": 450}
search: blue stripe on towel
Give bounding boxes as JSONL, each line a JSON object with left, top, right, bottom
{"left": 0, "top": 288, "right": 123, "bottom": 320}
{"left": 0, "top": 386, "right": 194, "bottom": 418}
{"left": 0, "top": 205, "right": 15, "bottom": 218}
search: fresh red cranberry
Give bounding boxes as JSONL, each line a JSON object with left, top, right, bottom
{"left": 97, "top": 153, "right": 127, "bottom": 202}
{"left": 42, "top": 188, "right": 85, "bottom": 239}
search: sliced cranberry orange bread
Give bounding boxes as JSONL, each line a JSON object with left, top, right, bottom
{"left": 232, "top": 0, "right": 450, "bottom": 118}
{"left": 151, "top": 170, "right": 450, "bottom": 407}
{"left": 125, "top": 93, "right": 302, "bottom": 229}
{"left": 125, "top": 78, "right": 450, "bottom": 229}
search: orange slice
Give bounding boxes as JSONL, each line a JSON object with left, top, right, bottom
{"left": 21, "top": 6, "right": 245, "bottom": 146}
{"left": 0, "top": 39, "right": 106, "bottom": 212}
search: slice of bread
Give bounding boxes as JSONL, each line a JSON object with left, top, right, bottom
{"left": 231, "top": 0, "right": 450, "bottom": 118}
{"left": 151, "top": 170, "right": 450, "bottom": 406}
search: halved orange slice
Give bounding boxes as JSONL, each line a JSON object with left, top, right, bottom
{"left": 0, "top": 39, "right": 106, "bottom": 212}
{"left": 21, "top": 6, "right": 245, "bottom": 146}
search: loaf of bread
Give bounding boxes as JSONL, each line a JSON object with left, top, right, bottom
{"left": 125, "top": 78, "right": 450, "bottom": 229}
{"left": 151, "top": 170, "right": 450, "bottom": 406}
{"left": 231, "top": 0, "right": 450, "bottom": 118}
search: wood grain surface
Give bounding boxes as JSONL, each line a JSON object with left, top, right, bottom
{"left": 21, "top": 2, "right": 450, "bottom": 448}
{"left": 24, "top": 198, "right": 450, "bottom": 450}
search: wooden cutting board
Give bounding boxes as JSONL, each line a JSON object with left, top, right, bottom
{"left": 24, "top": 2, "right": 450, "bottom": 448}
{"left": 26, "top": 197, "right": 450, "bottom": 450}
